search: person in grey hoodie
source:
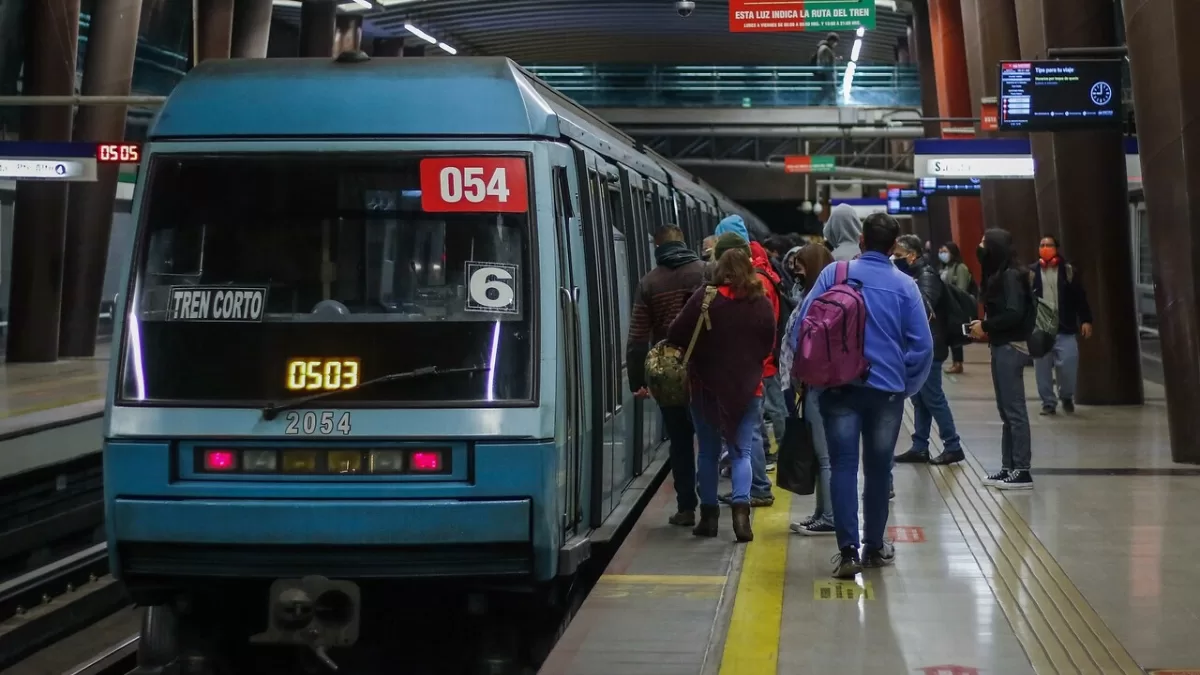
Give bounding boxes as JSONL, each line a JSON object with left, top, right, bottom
{"left": 823, "top": 203, "right": 864, "bottom": 262}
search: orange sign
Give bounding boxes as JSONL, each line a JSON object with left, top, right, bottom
{"left": 887, "top": 525, "right": 926, "bottom": 543}
{"left": 784, "top": 155, "right": 836, "bottom": 173}
{"left": 981, "top": 102, "right": 999, "bottom": 131}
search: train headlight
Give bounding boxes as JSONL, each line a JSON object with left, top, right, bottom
{"left": 328, "top": 450, "right": 363, "bottom": 474}
{"left": 203, "top": 449, "right": 238, "bottom": 472}
{"left": 243, "top": 449, "right": 278, "bottom": 472}
{"left": 282, "top": 450, "right": 319, "bottom": 473}
{"left": 368, "top": 450, "right": 405, "bottom": 474}
{"left": 410, "top": 450, "right": 443, "bottom": 473}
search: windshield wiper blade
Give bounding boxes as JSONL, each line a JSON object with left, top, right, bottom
{"left": 260, "top": 365, "right": 489, "bottom": 420}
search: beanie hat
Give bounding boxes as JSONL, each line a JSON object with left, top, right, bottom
{"left": 713, "top": 232, "right": 752, "bottom": 261}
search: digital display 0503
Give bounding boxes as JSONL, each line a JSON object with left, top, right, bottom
{"left": 286, "top": 358, "right": 361, "bottom": 391}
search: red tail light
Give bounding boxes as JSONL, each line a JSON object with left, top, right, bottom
{"left": 410, "top": 450, "right": 443, "bottom": 472}
{"left": 204, "top": 449, "right": 238, "bottom": 471}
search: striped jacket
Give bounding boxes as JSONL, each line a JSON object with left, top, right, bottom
{"left": 626, "top": 259, "right": 707, "bottom": 391}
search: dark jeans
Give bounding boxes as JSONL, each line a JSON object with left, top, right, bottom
{"left": 820, "top": 386, "right": 905, "bottom": 552}
{"left": 661, "top": 406, "right": 698, "bottom": 512}
{"left": 910, "top": 360, "right": 961, "bottom": 453}
{"left": 950, "top": 344, "right": 964, "bottom": 363}
{"left": 991, "top": 344, "right": 1032, "bottom": 470}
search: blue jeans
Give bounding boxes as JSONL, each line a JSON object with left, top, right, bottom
{"left": 1035, "top": 333, "right": 1078, "bottom": 408}
{"left": 759, "top": 375, "right": 787, "bottom": 451}
{"left": 819, "top": 386, "right": 905, "bottom": 551}
{"left": 805, "top": 392, "right": 834, "bottom": 525}
{"left": 749, "top": 406, "right": 774, "bottom": 499}
{"left": 693, "top": 397, "right": 762, "bottom": 506}
{"left": 910, "top": 360, "right": 961, "bottom": 453}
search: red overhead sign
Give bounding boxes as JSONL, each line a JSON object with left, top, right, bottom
{"left": 981, "top": 103, "right": 999, "bottom": 131}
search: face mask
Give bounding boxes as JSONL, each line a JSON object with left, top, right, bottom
{"left": 893, "top": 256, "right": 912, "bottom": 274}
{"left": 938, "top": 251, "right": 950, "bottom": 264}
{"left": 1039, "top": 246, "right": 1057, "bottom": 263}
{"left": 977, "top": 245, "right": 988, "bottom": 265}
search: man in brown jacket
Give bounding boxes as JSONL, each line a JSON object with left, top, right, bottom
{"left": 627, "top": 224, "right": 707, "bottom": 526}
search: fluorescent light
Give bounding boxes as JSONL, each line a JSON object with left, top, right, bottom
{"left": 850, "top": 38, "right": 862, "bottom": 61}
{"left": 404, "top": 23, "right": 438, "bottom": 44}
{"left": 875, "top": 0, "right": 897, "bottom": 10}
{"left": 842, "top": 60, "right": 857, "bottom": 102}
{"left": 272, "top": 0, "right": 302, "bottom": 6}
{"left": 856, "top": 25, "right": 866, "bottom": 37}
{"left": 377, "top": 0, "right": 421, "bottom": 4}
{"left": 437, "top": 42, "right": 457, "bottom": 55}
{"left": 337, "top": 1, "right": 369, "bottom": 9}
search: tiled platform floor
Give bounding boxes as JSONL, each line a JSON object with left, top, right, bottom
{"left": 543, "top": 344, "right": 1193, "bottom": 675}
{"left": 0, "top": 352, "right": 107, "bottom": 423}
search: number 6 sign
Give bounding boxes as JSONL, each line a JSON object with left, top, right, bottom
{"left": 465, "top": 262, "right": 520, "bottom": 314}
{"left": 420, "top": 157, "right": 529, "bottom": 213}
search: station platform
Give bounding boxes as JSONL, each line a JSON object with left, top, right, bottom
{"left": 541, "top": 344, "right": 1193, "bottom": 675}
{"left": 0, "top": 353, "right": 107, "bottom": 480}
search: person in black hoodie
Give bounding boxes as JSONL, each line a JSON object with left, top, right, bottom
{"left": 892, "top": 235, "right": 964, "bottom": 466}
{"left": 627, "top": 224, "right": 707, "bottom": 525}
{"left": 967, "top": 228, "right": 1034, "bottom": 490}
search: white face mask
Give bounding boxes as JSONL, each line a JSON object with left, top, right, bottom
{"left": 938, "top": 251, "right": 951, "bottom": 263}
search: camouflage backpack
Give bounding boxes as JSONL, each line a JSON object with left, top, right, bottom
{"left": 644, "top": 286, "right": 719, "bottom": 407}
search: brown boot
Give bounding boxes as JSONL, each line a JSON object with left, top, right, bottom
{"left": 692, "top": 505, "right": 719, "bottom": 537}
{"left": 731, "top": 503, "right": 754, "bottom": 542}
{"left": 669, "top": 510, "right": 696, "bottom": 527}
{"left": 945, "top": 362, "right": 963, "bottom": 374}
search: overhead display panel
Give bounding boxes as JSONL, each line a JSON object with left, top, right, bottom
{"left": 0, "top": 141, "right": 127, "bottom": 182}
{"left": 729, "top": 0, "right": 876, "bottom": 32}
{"left": 919, "top": 177, "right": 982, "bottom": 196}
{"left": 887, "top": 187, "right": 927, "bottom": 215}
{"left": 998, "top": 60, "right": 1123, "bottom": 131}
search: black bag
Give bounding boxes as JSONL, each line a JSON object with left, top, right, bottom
{"left": 756, "top": 269, "right": 796, "bottom": 363}
{"left": 776, "top": 408, "right": 817, "bottom": 496}
{"left": 943, "top": 280, "right": 979, "bottom": 348}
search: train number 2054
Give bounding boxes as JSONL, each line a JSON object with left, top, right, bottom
{"left": 284, "top": 411, "right": 352, "bottom": 436}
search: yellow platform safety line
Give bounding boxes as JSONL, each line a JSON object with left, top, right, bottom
{"left": 0, "top": 392, "right": 102, "bottom": 419}
{"left": 597, "top": 575, "right": 727, "bottom": 586}
{"left": 905, "top": 403, "right": 1141, "bottom": 675}
{"left": 717, "top": 488, "right": 792, "bottom": 675}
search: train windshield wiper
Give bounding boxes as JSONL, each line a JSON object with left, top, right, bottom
{"left": 260, "top": 364, "right": 489, "bottom": 420}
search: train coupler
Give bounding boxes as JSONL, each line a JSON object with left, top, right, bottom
{"left": 250, "top": 576, "right": 360, "bottom": 671}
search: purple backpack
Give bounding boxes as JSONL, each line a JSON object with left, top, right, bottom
{"left": 792, "top": 261, "right": 870, "bottom": 388}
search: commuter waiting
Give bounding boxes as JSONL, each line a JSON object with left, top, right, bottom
{"left": 667, "top": 234, "right": 776, "bottom": 542}
{"left": 781, "top": 243, "right": 838, "bottom": 536}
{"left": 967, "top": 228, "right": 1035, "bottom": 490}
{"left": 893, "top": 235, "right": 964, "bottom": 466}
{"left": 939, "top": 242, "right": 974, "bottom": 374}
{"left": 711, "top": 217, "right": 779, "bottom": 504}
{"left": 1030, "top": 235, "right": 1093, "bottom": 415}
{"left": 824, "top": 203, "right": 864, "bottom": 262}
{"left": 796, "top": 214, "right": 933, "bottom": 578}
{"left": 626, "top": 224, "right": 707, "bottom": 526}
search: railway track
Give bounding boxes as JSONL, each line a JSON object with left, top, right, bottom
{"left": 62, "top": 635, "right": 138, "bottom": 675}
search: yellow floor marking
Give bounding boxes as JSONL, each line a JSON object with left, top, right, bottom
{"left": 0, "top": 393, "right": 102, "bottom": 419}
{"left": 907, "top": 403, "right": 1141, "bottom": 674}
{"left": 597, "top": 574, "right": 727, "bottom": 585}
{"left": 717, "top": 489, "right": 792, "bottom": 675}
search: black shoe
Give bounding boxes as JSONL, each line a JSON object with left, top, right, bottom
{"left": 861, "top": 541, "right": 896, "bottom": 568}
{"left": 668, "top": 510, "right": 696, "bottom": 527}
{"left": 692, "top": 505, "right": 720, "bottom": 537}
{"left": 1062, "top": 398, "right": 1075, "bottom": 413}
{"left": 929, "top": 449, "right": 965, "bottom": 465}
{"left": 983, "top": 468, "right": 1010, "bottom": 486}
{"left": 888, "top": 487, "right": 895, "bottom": 501}
{"left": 894, "top": 448, "right": 930, "bottom": 463}
{"left": 831, "top": 547, "right": 861, "bottom": 579}
{"left": 996, "top": 469, "right": 1034, "bottom": 490}
{"left": 1040, "top": 405, "right": 1056, "bottom": 416}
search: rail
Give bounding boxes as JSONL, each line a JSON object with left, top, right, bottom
{"left": 524, "top": 63, "right": 922, "bottom": 108}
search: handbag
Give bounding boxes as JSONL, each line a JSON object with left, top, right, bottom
{"left": 776, "top": 391, "right": 817, "bottom": 496}
{"left": 644, "top": 286, "right": 718, "bottom": 407}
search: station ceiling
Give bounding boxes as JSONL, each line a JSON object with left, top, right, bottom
{"left": 272, "top": 0, "right": 913, "bottom": 64}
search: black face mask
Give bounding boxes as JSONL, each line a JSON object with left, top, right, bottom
{"left": 977, "top": 245, "right": 988, "bottom": 267}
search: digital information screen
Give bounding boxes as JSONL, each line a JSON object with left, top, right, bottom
{"left": 918, "top": 177, "right": 982, "bottom": 196}
{"left": 887, "top": 188, "right": 927, "bottom": 215}
{"left": 998, "top": 60, "right": 1122, "bottom": 131}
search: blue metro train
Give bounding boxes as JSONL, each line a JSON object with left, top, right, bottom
{"left": 103, "top": 55, "right": 768, "bottom": 668}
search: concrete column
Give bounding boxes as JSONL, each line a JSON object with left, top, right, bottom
{"left": 959, "top": 0, "right": 1041, "bottom": 264}
{"left": 1013, "top": 0, "right": 1061, "bottom": 243}
{"left": 1015, "top": 0, "right": 1142, "bottom": 406}
{"left": 335, "top": 14, "right": 362, "bottom": 55}
{"left": 1125, "top": 0, "right": 1200, "bottom": 460}
{"left": 299, "top": 0, "right": 335, "bottom": 57}
{"left": 927, "top": 0, "right": 986, "bottom": 279}
{"left": 231, "top": 0, "right": 273, "bottom": 58}
{"left": 910, "top": 0, "right": 953, "bottom": 250}
{"left": 59, "top": 0, "right": 143, "bottom": 358}
{"left": 6, "top": 0, "right": 80, "bottom": 362}
{"left": 195, "top": 0, "right": 235, "bottom": 62}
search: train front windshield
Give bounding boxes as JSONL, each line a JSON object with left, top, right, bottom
{"left": 119, "top": 154, "right": 535, "bottom": 406}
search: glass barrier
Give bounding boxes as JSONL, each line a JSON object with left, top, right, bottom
{"left": 524, "top": 64, "right": 922, "bottom": 107}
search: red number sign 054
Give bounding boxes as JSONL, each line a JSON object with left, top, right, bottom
{"left": 419, "top": 157, "right": 529, "bottom": 213}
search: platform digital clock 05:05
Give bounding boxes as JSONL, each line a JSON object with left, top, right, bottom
{"left": 285, "top": 358, "right": 360, "bottom": 391}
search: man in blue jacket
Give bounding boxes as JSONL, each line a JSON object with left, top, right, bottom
{"left": 796, "top": 213, "right": 933, "bottom": 579}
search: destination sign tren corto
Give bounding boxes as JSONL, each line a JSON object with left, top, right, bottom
{"left": 729, "top": 0, "right": 876, "bottom": 33}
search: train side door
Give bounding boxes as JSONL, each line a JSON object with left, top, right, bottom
{"left": 550, "top": 156, "right": 585, "bottom": 534}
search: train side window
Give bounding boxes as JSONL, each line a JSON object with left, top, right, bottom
{"left": 590, "top": 171, "right": 621, "bottom": 416}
